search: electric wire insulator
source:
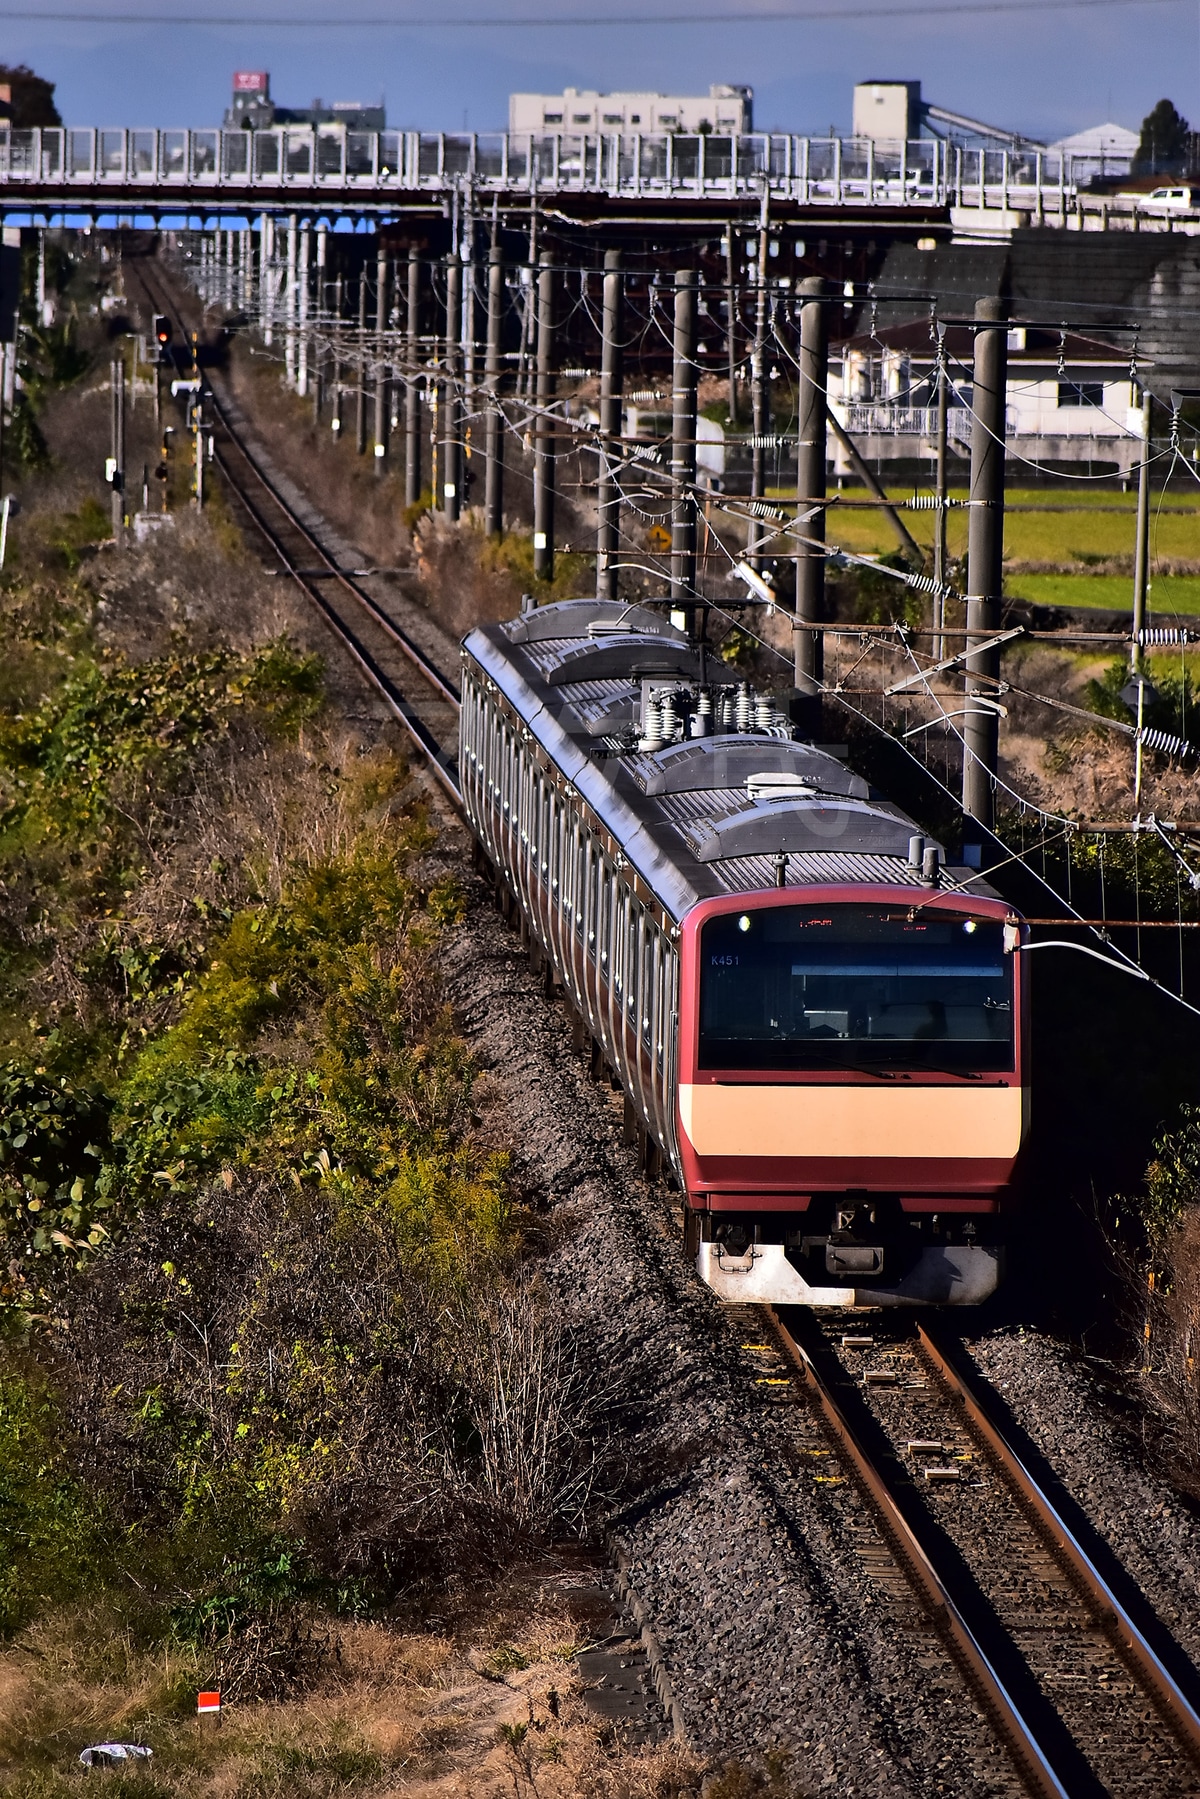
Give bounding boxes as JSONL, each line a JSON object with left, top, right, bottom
{"left": 755, "top": 695, "right": 774, "bottom": 731}
{"left": 736, "top": 682, "right": 753, "bottom": 731}
{"left": 745, "top": 498, "right": 787, "bottom": 521}
{"left": 906, "top": 572, "right": 959, "bottom": 600}
{"left": 1138, "top": 628, "right": 1196, "bottom": 647}
{"left": 746, "top": 433, "right": 793, "bottom": 450}
{"left": 1138, "top": 726, "right": 1194, "bottom": 759}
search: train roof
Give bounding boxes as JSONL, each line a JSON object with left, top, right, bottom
{"left": 464, "top": 599, "right": 994, "bottom": 924}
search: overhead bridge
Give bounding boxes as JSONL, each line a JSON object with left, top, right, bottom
{"left": 0, "top": 125, "right": 1091, "bottom": 235}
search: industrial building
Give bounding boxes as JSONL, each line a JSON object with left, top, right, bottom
{"left": 508, "top": 84, "right": 752, "bottom": 135}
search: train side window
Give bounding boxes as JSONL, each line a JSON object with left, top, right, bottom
{"left": 641, "top": 920, "right": 656, "bottom": 1044}
{"left": 595, "top": 857, "right": 611, "bottom": 975}
{"left": 625, "top": 902, "right": 641, "bottom": 1023}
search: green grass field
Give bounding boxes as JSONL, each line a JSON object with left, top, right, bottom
{"left": 1005, "top": 573, "right": 1200, "bottom": 614}
{"left": 764, "top": 484, "right": 1200, "bottom": 574}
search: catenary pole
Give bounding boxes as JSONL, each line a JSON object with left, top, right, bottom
{"left": 963, "top": 294, "right": 1008, "bottom": 830}
{"left": 110, "top": 354, "right": 125, "bottom": 549}
{"left": 405, "top": 246, "right": 421, "bottom": 509}
{"left": 724, "top": 229, "right": 739, "bottom": 430}
{"left": 596, "top": 247, "right": 623, "bottom": 599}
{"left": 312, "top": 223, "right": 327, "bottom": 423}
{"left": 355, "top": 263, "right": 368, "bottom": 454}
{"left": 373, "top": 240, "right": 389, "bottom": 473}
{"left": 748, "top": 191, "right": 769, "bottom": 568}
{"left": 794, "top": 275, "right": 829, "bottom": 699}
{"left": 1131, "top": 388, "right": 1152, "bottom": 667}
{"left": 484, "top": 238, "right": 504, "bottom": 536}
{"left": 670, "top": 268, "right": 698, "bottom": 630}
{"left": 533, "top": 250, "right": 555, "bottom": 582}
{"left": 442, "top": 253, "right": 461, "bottom": 521}
{"left": 933, "top": 324, "right": 949, "bottom": 659}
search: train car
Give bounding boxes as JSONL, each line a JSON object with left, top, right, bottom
{"left": 461, "top": 598, "right": 1029, "bottom": 1308}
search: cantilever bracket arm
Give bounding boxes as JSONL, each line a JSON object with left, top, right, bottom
{"left": 885, "top": 626, "right": 1025, "bottom": 695}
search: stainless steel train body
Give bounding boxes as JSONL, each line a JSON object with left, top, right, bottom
{"left": 461, "top": 599, "right": 1029, "bottom": 1309}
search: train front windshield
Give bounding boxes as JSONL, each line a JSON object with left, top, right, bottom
{"left": 699, "top": 904, "right": 1014, "bottom": 1073}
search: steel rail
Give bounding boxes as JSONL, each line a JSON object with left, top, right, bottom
{"left": 766, "top": 1306, "right": 1071, "bottom": 1799}
{"left": 918, "top": 1324, "right": 1200, "bottom": 1768}
{"left": 133, "top": 257, "right": 463, "bottom": 802}
{"left": 212, "top": 437, "right": 461, "bottom": 803}
{"left": 209, "top": 399, "right": 461, "bottom": 708}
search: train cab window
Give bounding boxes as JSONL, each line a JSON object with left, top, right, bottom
{"left": 699, "top": 904, "right": 1014, "bottom": 1073}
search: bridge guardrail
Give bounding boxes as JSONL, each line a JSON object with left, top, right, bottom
{"left": 0, "top": 127, "right": 1081, "bottom": 211}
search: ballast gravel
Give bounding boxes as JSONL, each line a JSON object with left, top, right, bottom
{"left": 445, "top": 889, "right": 1025, "bottom": 1798}
{"left": 964, "top": 1330, "right": 1200, "bottom": 1672}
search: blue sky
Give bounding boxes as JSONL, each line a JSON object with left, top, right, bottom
{"left": 4, "top": 2, "right": 1190, "bottom": 142}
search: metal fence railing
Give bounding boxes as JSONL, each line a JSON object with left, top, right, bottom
{"left": 0, "top": 128, "right": 1088, "bottom": 213}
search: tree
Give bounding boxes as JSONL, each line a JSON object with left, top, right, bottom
{"left": 1135, "top": 98, "right": 1191, "bottom": 175}
{"left": 0, "top": 63, "right": 61, "bottom": 129}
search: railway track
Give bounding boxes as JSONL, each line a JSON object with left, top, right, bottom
{"left": 126, "top": 254, "right": 1200, "bottom": 1795}
{"left": 736, "top": 1307, "right": 1200, "bottom": 1798}
{"left": 130, "top": 256, "right": 464, "bottom": 803}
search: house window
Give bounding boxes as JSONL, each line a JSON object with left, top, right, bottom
{"left": 544, "top": 111, "right": 562, "bottom": 124}
{"left": 572, "top": 113, "right": 591, "bottom": 124}
{"left": 630, "top": 113, "right": 641, "bottom": 124}
{"left": 1058, "top": 381, "right": 1104, "bottom": 407}
{"left": 603, "top": 113, "right": 623, "bottom": 125}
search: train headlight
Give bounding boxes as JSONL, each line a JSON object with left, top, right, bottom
{"left": 738, "top": 914, "right": 751, "bottom": 933}
{"left": 963, "top": 919, "right": 977, "bottom": 934}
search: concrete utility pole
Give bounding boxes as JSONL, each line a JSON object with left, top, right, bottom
{"left": 794, "top": 276, "right": 830, "bottom": 699}
{"left": 933, "top": 325, "right": 949, "bottom": 659}
{"left": 963, "top": 295, "right": 1009, "bottom": 830}
{"left": 355, "top": 265, "right": 368, "bottom": 454}
{"left": 1131, "top": 388, "right": 1152, "bottom": 666}
{"left": 442, "top": 254, "right": 461, "bottom": 520}
{"left": 285, "top": 215, "right": 298, "bottom": 388}
{"left": 109, "top": 355, "right": 126, "bottom": 547}
{"left": 373, "top": 242, "right": 389, "bottom": 473}
{"left": 260, "top": 214, "right": 274, "bottom": 346}
{"left": 405, "top": 246, "right": 422, "bottom": 508}
{"left": 462, "top": 230, "right": 476, "bottom": 504}
{"left": 596, "top": 247, "right": 623, "bottom": 599}
{"left": 331, "top": 273, "right": 344, "bottom": 440}
{"left": 313, "top": 224, "right": 327, "bottom": 424}
{"left": 533, "top": 251, "right": 555, "bottom": 581}
{"left": 724, "top": 231, "right": 739, "bottom": 429}
{"left": 484, "top": 239, "right": 505, "bottom": 536}
{"left": 670, "top": 268, "right": 698, "bottom": 629}
{"left": 194, "top": 392, "right": 205, "bottom": 509}
{"left": 297, "top": 221, "right": 310, "bottom": 398}
{"left": 748, "top": 195, "right": 770, "bottom": 568}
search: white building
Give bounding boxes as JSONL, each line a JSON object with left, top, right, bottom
{"left": 508, "top": 85, "right": 753, "bottom": 136}
{"left": 1049, "top": 121, "right": 1139, "bottom": 183}
{"left": 831, "top": 322, "right": 1145, "bottom": 473}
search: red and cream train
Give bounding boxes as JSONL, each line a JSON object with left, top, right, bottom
{"left": 461, "top": 598, "right": 1028, "bottom": 1308}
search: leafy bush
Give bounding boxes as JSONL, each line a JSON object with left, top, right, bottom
{"left": 0, "top": 1065, "right": 113, "bottom": 1294}
{"left": 1085, "top": 656, "right": 1195, "bottom": 742}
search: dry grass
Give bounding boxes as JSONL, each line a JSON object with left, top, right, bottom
{"left": 0, "top": 1598, "right": 708, "bottom": 1799}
